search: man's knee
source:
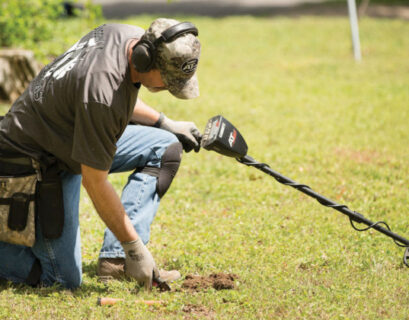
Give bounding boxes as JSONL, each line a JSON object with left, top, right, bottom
{"left": 140, "top": 141, "right": 183, "bottom": 198}
{"left": 52, "top": 269, "right": 82, "bottom": 289}
{"left": 40, "top": 262, "right": 82, "bottom": 289}
{"left": 61, "top": 269, "right": 82, "bottom": 289}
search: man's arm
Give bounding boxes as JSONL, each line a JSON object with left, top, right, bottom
{"left": 81, "top": 164, "right": 159, "bottom": 289}
{"left": 130, "top": 98, "right": 160, "bottom": 125}
{"left": 131, "top": 98, "right": 202, "bottom": 152}
{"left": 81, "top": 164, "right": 137, "bottom": 242}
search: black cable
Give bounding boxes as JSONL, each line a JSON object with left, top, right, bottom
{"left": 350, "top": 218, "right": 389, "bottom": 232}
{"left": 237, "top": 155, "right": 409, "bottom": 266}
{"left": 349, "top": 218, "right": 408, "bottom": 247}
{"left": 404, "top": 247, "right": 409, "bottom": 267}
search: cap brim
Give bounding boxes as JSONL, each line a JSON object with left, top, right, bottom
{"left": 163, "top": 73, "right": 199, "bottom": 100}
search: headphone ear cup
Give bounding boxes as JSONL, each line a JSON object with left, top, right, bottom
{"left": 132, "top": 41, "right": 155, "bottom": 73}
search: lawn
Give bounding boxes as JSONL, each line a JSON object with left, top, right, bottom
{"left": 1, "top": 14, "right": 409, "bottom": 319}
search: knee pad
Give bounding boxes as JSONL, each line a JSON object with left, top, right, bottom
{"left": 140, "top": 142, "right": 183, "bottom": 198}
{"left": 157, "top": 142, "right": 183, "bottom": 197}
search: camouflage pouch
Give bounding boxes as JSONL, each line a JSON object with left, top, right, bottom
{"left": 0, "top": 172, "right": 37, "bottom": 247}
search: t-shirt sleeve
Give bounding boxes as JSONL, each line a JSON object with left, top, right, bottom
{"left": 71, "top": 101, "right": 123, "bottom": 171}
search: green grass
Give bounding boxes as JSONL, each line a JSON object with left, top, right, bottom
{"left": 1, "top": 15, "right": 409, "bottom": 319}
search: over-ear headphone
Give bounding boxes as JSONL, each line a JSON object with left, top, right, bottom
{"left": 132, "top": 22, "right": 199, "bottom": 73}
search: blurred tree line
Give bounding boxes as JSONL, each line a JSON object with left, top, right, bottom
{"left": 0, "top": 0, "right": 102, "bottom": 48}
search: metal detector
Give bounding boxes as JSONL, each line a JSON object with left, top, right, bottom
{"left": 201, "top": 115, "right": 409, "bottom": 266}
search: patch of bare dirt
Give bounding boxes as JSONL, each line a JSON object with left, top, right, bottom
{"left": 334, "top": 147, "right": 386, "bottom": 165}
{"left": 182, "top": 304, "right": 215, "bottom": 319}
{"left": 182, "top": 273, "right": 239, "bottom": 291}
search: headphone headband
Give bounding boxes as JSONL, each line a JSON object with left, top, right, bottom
{"left": 154, "top": 22, "right": 198, "bottom": 46}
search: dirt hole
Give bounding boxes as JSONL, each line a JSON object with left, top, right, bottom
{"left": 182, "top": 273, "right": 239, "bottom": 291}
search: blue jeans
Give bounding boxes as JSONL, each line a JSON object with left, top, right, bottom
{"left": 0, "top": 125, "right": 178, "bottom": 289}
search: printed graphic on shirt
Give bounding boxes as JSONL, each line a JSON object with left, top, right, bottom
{"left": 31, "top": 25, "right": 105, "bottom": 103}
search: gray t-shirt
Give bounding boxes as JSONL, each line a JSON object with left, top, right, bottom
{"left": 0, "top": 24, "right": 144, "bottom": 173}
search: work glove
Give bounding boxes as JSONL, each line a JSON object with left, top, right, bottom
{"left": 122, "top": 238, "right": 160, "bottom": 290}
{"left": 157, "top": 113, "right": 202, "bottom": 153}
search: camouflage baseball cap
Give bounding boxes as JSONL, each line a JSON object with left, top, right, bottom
{"left": 144, "top": 18, "right": 201, "bottom": 99}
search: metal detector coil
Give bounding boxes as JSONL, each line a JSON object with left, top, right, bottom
{"left": 201, "top": 115, "right": 409, "bottom": 266}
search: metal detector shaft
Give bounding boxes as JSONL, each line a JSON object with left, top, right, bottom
{"left": 238, "top": 155, "right": 409, "bottom": 246}
{"left": 201, "top": 115, "right": 409, "bottom": 264}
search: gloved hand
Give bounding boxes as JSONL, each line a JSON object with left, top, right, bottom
{"left": 157, "top": 113, "right": 202, "bottom": 153}
{"left": 122, "top": 238, "right": 159, "bottom": 290}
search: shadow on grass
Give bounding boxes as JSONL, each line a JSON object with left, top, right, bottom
{"left": 83, "top": 260, "right": 98, "bottom": 278}
{"left": 0, "top": 281, "right": 110, "bottom": 297}
{"left": 0, "top": 261, "right": 110, "bottom": 296}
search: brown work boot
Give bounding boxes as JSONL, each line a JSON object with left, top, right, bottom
{"left": 97, "top": 258, "right": 125, "bottom": 283}
{"left": 97, "top": 258, "right": 181, "bottom": 283}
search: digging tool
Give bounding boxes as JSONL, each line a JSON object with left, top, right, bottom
{"left": 201, "top": 115, "right": 409, "bottom": 266}
{"left": 153, "top": 275, "right": 171, "bottom": 292}
{"left": 97, "top": 297, "right": 164, "bottom": 306}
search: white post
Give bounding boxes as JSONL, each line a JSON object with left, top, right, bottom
{"left": 347, "top": 0, "right": 362, "bottom": 61}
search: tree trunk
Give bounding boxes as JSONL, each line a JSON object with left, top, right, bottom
{"left": 358, "top": 0, "right": 371, "bottom": 17}
{"left": 0, "top": 49, "right": 41, "bottom": 103}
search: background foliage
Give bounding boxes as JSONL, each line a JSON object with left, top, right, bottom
{"left": 0, "top": 0, "right": 63, "bottom": 47}
{"left": 0, "top": 0, "right": 101, "bottom": 53}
